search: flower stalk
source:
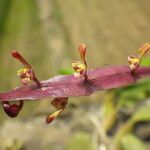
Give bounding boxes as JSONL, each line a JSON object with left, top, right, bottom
{"left": 0, "top": 43, "right": 150, "bottom": 123}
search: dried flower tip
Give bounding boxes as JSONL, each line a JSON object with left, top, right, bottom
{"left": 51, "top": 97, "right": 68, "bottom": 109}
{"left": 46, "top": 109, "right": 63, "bottom": 124}
{"left": 78, "top": 43, "right": 86, "bottom": 62}
{"left": 72, "top": 61, "right": 86, "bottom": 77}
{"left": 3, "top": 101, "right": 23, "bottom": 118}
{"left": 11, "top": 50, "right": 31, "bottom": 68}
{"left": 139, "top": 43, "right": 150, "bottom": 57}
{"left": 128, "top": 55, "right": 141, "bottom": 71}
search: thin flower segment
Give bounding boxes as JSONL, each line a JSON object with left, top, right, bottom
{"left": 46, "top": 97, "right": 68, "bottom": 124}
{"left": 139, "top": 43, "right": 150, "bottom": 57}
{"left": 128, "top": 43, "right": 150, "bottom": 72}
{"left": 2, "top": 100, "right": 23, "bottom": 118}
{"left": 72, "top": 43, "right": 88, "bottom": 80}
{"left": 78, "top": 43, "right": 87, "bottom": 67}
{"left": 11, "top": 50, "right": 41, "bottom": 88}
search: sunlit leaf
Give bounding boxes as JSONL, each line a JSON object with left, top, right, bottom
{"left": 133, "top": 105, "right": 150, "bottom": 122}
{"left": 141, "top": 57, "right": 150, "bottom": 66}
{"left": 116, "top": 79, "right": 150, "bottom": 108}
{"left": 121, "top": 134, "right": 147, "bottom": 150}
{"left": 57, "top": 68, "right": 74, "bottom": 75}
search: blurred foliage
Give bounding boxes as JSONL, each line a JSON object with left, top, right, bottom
{"left": 2, "top": 139, "right": 23, "bottom": 150}
{"left": 58, "top": 68, "right": 74, "bottom": 75}
{"left": 116, "top": 79, "right": 150, "bottom": 108}
{"left": 121, "top": 134, "right": 147, "bottom": 150}
{"left": 141, "top": 57, "right": 150, "bottom": 66}
{"left": 114, "top": 105, "right": 150, "bottom": 149}
{"left": 67, "top": 132, "right": 94, "bottom": 150}
{"left": 133, "top": 105, "right": 150, "bottom": 122}
{"left": 116, "top": 57, "right": 150, "bottom": 108}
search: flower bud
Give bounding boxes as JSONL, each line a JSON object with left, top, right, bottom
{"left": 3, "top": 101, "right": 23, "bottom": 118}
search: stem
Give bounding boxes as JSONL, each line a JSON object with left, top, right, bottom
{"left": 33, "top": 76, "right": 41, "bottom": 88}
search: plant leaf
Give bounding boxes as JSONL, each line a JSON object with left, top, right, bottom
{"left": 133, "top": 105, "right": 150, "bottom": 122}
{"left": 121, "top": 134, "right": 147, "bottom": 150}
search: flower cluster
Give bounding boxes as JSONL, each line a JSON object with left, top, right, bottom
{"left": 11, "top": 51, "right": 41, "bottom": 87}
{"left": 2, "top": 51, "right": 42, "bottom": 118}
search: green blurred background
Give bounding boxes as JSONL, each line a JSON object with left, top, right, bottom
{"left": 0, "top": 0, "right": 150, "bottom": 150}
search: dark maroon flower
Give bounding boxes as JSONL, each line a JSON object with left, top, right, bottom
{"left": 2, "top": 101, "right": 23, "bottom": 118}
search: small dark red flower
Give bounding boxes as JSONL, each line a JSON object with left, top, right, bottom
{"left": 2, "top": 101, "right": 23, "bottom": 118}
{"left": 46, "top": 97, "right": 68, "bottom": 124}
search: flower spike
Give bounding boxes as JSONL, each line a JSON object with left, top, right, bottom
{"left": 128, "top": 43, "right": 150, "bottom": 72}
{"left": 11, "top": 50, "right": 41, "bottom": 88}
{"left": 72, "top": 43, "right": 88, "bottom": 80}
{"left": 2, "top": 100, "right": 23, "bottom": 118}
{"left": 0, "top": 42, "right": 150, "bottom": 125}
{"left": 46, "top": 97, "right": 68, "bottom": 124}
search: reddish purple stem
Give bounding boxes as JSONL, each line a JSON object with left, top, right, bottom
{"left": 0, "top": 65, "right": 150, "bottom": 102}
